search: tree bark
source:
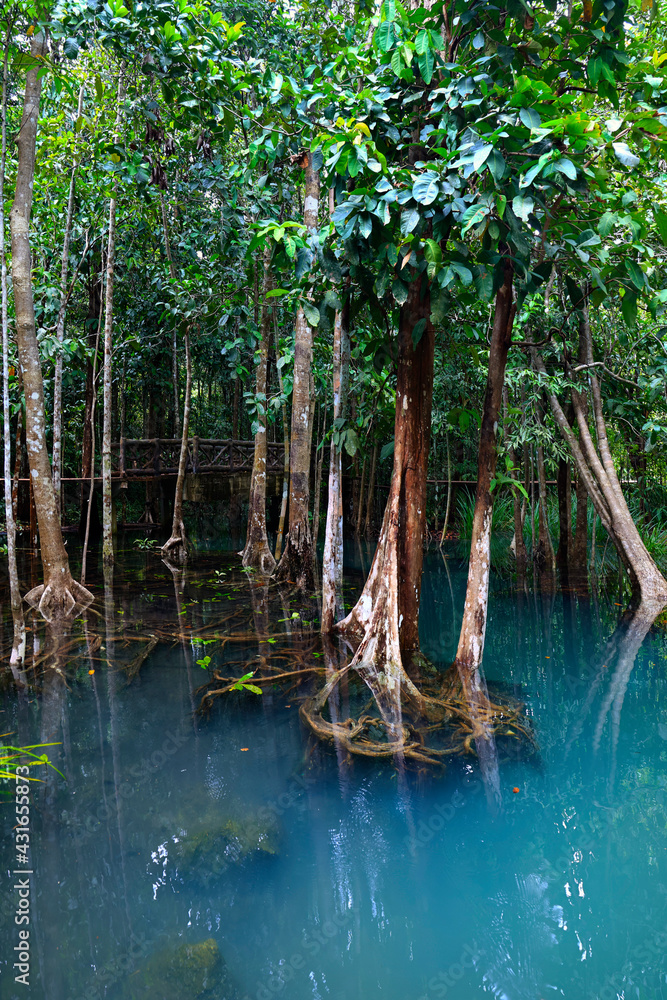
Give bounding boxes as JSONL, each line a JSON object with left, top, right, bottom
{"left": 534, "top": 294, "right": 667, "bottom": 609}
{"left": 534, "top": 402, "right": 556, "bottom": 586}
{"left": 364, "top": 441, "right": 378, "bottom": 536}
{"left": 321, "top": 293, "right": 351, "bottom": 632}
{"left": 335, "top": 274, "right": 434, "bottom": 677}
{"left": 312, "top": 402, "right": 326, "bottom": 551}
{"left": 52, "top": 85, "right": 84, "bottom": 513}
{"left": 9, "top": 28, "right": 92, "bottom": 619}
{"left": 102, "top": 68, "right": 125, "bottom": 565}
{"left": 556, "top": 457, "right": 572, "bottom": 582}
{"left": 240, "top": 242, "right": 276, "bottom": 574}
{"left": 161, "top": 329, "right": 192, "bottom": 562}
{"left": 275, "top": 152, "right": 320, "bottom": 589}
{"left": 273, "top": 310, "right": 290, "bottom": 562}
{"left": 1, "top": 24, "right": 24, "bottom": 659}
{"left": 453, "top": 258, "right": 515, "bottom": 681}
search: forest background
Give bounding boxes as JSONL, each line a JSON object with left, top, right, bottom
{"left": 3, "top": 0, "right": 667, "bottom": 688}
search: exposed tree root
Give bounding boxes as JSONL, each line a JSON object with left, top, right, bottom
{"left": 24, "top": 579, "right": 93, "bottom": 622}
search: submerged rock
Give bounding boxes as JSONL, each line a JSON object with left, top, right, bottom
{"left": 119, "top": 937, "right": 236, "bottom": 1000}
{"left": 170, "top": 812, "right": 280, "bottom": 887}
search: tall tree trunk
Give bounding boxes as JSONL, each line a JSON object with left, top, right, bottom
{"left": 572, "top": 469, "right": 589, "bottom": 584}
{"left": 355, "top": 453, "right": 367, "bottom": 536}
{"left": 534, "top": 294, "right": 667, "bottom": 610}
{"left": 102, "top": 69, "right": 125, "bottom": 566}
{"left": 80, "top": 291, "right": 103, "bottom": 585}
{"left": 364, "top": 441, "right": 378, "bottom": 537}
{"left": 321, "top": 294, "right": 351, "bottom": 631}
{"left": 240, "top": 242, "right": 275, "bottom": 574}
{"left": 52, "top": 85, "right": 84, "bottom": 514}
{"left": 275, "top": 152, "right": 320, "bottom": 589}
{"left": 1, "top": 24, "right": 24, "bottom": 660}
{"left": 335, "top": 275, "right": 434, "bottom": 677}
{"left": 80, "top": 267, "right": 101, "bottom": 518}
{"left": 161, "top": 329, "right": 192, "bottom": 563}
{"left": 453, "top": 259, "right": 515, "bottom": 680}
{"left": 160, "top": 193, "right": 191, "bottom": 563}
{"left": 570, "top": 319, "right": 590, "bottom": 587}
{"left": 503, "top": 386, "right": 527, "bottom": 579}
{"left": 273, "top": 311, "right": 290, "bottom": 562}
{"left": 534, "top": 403, "right": 556, "bottom": 585}
{"left": 9, "top": 28, "right": 92, "bottom": 618}
{"left": 556, "top": 457, "right": 572, "bottom": 582}
{"left": 312, "top": 402, "right": 326, "bottom": 551}
{"left": 439, "top": 429, "right": 453, "bottom": 549}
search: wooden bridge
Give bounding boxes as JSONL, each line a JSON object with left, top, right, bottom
{"left": 110, "top": 438, "right": 284, "bottom": 481}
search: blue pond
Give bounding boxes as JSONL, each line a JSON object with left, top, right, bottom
{"left": 2, "top": 543, "right": 667, "bottom": 1000}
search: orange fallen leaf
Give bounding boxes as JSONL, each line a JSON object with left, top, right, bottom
{"left": 285, "top": 704, "right": 291, "bottom": 708}
{"left": 545, "top": 656, "right": 550, "bottom": 659}
{"left": 88, "top": 669, "right": 95, "bottom": 675}
{"left": 513, "top": 787, "right": 520, "bottom": 794}
{"left": 240, "top": 747, "right": 249, "bottom": 752}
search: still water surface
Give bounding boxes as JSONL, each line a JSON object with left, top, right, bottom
{"left": 2, "top": 542, "right": 667, "bottom": 1000}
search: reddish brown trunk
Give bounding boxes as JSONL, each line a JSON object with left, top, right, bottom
{"left": 398, "top": 281, "right": 435, "bottom": 660}
{"left": 336, "top": 275, "right": 433, "bottom": 680}
{"left": 453, "top": 259, "right": 515, "bottom": 679}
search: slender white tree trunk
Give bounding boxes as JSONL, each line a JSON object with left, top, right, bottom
{"left": 321, "top": 296, "right": 350, "bottom": 632}
{"left": 102, "top": 69, "right": 125, "bottom": 565}
{"left": 52, "top": 85, "right": 84, "bottom": 514}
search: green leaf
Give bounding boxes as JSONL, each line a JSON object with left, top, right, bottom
{"left": 267, "top": 288, "right": 291, "bottom": 298}
{"left": 654, "top": 208, "right": 667, "bottom": 246}
{"left": 621, "top": 289, "right": 637, "bottom": 327}
{"left": 451, "top": 262, "right": 473, "bottom": 286}
{"left": 412, "top": 317, "right": 427, "bottom": 346}
{"left": 400, "top": 207, "right": 420, "bottom": 234}
{"left": 244, "top": 684, "right": 263, "bottom": 695}
{"left": 487, "top": 150, "right": 506, "bottom": 183}
{"left": 423, "top": 238, "right": 442, "bottom": 264}
{"left": 376, "top": 21, "right": 395, "bottom": 52}
{"left": 519, "top": 107, "right": 541, "bottom": 129}
{"left": 392, "top": 279, "right": 409, "bottom": 304}
{"left": 415, "top": 29, "right": 429, "bottom": 55}
{"left": 612, "top": 142, "right": 640, "bottom": 168}
{"left": 302, "top": 301, "right": 320, "bottom": 326}
{"left": 587, "top": 56, "right": 602, "bottom": 85}
{"left": 555, "top": 158, "right": 576, "bottom": 180}
{"left": 390, "top": 49, "right": 403, "bottom": 77}
{"left": 625, "top": 260, "right": 646, "bottom": 291}
{"left": 418, "top": 47, "right": 434, "bottom": 84}
{"left": 412, "top": 172, "right": 439, "bottom": 205}
{"left": 63, "top": 37, "right": 80, "bottom": 59}
{"left": 473, "top": 144, "right": 493, "bottom": 173}
{"left": 460, "top": 203, "right": 488, "bottom": 235}
{"left": 512, "top": 194, "right": 534, "bottom": 222}
{"left": 598, "top": 210, "right": 617, "bottom": 236}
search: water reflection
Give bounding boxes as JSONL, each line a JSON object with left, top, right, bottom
{"left": 2, "top": 546, "right": 667, "bottom": 1000}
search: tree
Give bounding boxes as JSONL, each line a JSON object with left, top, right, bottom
{"left": 10, "top": 21, "right": 92, "bottom": 618}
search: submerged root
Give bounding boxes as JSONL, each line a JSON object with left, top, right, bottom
{"left": 298, "top": 660, "right": 538, "bottom": 767}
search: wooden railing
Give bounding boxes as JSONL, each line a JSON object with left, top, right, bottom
{"left": 107, "top": 438, "right": 284, "bottom": 478}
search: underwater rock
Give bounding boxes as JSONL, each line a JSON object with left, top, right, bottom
{"left": 118, "top": 937, "right": 236, "bottom": 1000}
{"left": 170, "top": 812, "right": 280, "bottom": 887}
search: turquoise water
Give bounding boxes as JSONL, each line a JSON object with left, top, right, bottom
{"left": 2, "top": 544, "right": 667, "bottom": 1000}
